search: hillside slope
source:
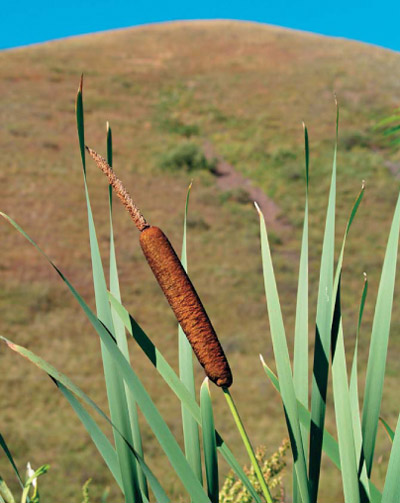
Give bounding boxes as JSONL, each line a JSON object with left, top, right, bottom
{"left": 1, "top": 21, "right": 400, "bottom": 501}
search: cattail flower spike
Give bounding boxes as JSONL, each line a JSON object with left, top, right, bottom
{"left": 87, "top": 147, "right": 232, "bottom": 388}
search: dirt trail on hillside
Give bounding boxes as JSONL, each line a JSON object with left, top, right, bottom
{"left": 204, "top": 141, "right": 291, "bottom": 235}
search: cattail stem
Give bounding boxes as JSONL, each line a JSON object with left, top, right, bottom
{"left": 223, "top": 388, "right": 273, "bottom": 503}
{"left": 86, "top": 146, "right": 149, "bottom": 232}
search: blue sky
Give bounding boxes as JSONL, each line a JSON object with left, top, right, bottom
{"left": 2, "top": 1, "right": 399, "bottom": 52}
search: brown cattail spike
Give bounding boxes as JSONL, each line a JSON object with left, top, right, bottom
{"left": 86, "top": 146, "right": 149, "bottom": 232}
{"left": 140, "top": 226, "right": 233, "bottom": 388}
{"left": 86, "top": 148, "right": 232, "bottom": 387}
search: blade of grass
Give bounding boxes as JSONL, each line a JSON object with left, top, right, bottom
{"left": 76, "top": 78, "right": 142, "bottom": 503}
{"left": 255, "top": 203, "right": 310, "bottom": 503}
{"left": 381, "top": 414, "right": 400, "bottom": 502}
{"left": 0, "top": 336, "right": 170, "bottom": 503}
{"left": 179, "top": 182, "right": 202, "bottom": 484}
{"left": 293, "top": 123, "right": 310, "bottom": 503}
{"left": 0, "top": 214, "right": 210, "bottom": 503}
{"left": 107, "top": 121, "right": 148, "bottom": 498}
{"left": 309, "top": 100, "right": 338, "bottom": 503}
{"left": 108, "top": 293, "right": 263, "bottom": 503}
{"left": 362, "top": 191, "right": 400, "bottom": 476}
{"left": 200, "top": 378, "right": 219, "bottom": 503}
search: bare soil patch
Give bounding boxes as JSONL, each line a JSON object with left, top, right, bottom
{"left": 204, "top": 141, "right": 291, "bottom": 235}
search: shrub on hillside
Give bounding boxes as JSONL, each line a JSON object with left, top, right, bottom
{"left": 159, "top": 142, "right": 217, "bottom": 173}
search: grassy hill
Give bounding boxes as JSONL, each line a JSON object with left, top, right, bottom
{"left": 1, "top": 20, "right": 400, "bottom": 501}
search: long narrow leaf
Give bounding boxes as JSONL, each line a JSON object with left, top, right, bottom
{"left": 293, "top": 122, "right": 310, "bottom": 414}
{"left": 332, "top": 314, "right": 361, "bottom": 502}
{"left": 256, "top": 203, "right": 310, "bottom": 503}
{"left": 76, "top": 79, "right": 142, "bottom": 503}
{"left": 179, "top": 183, "right": 202, "bottom": 484}
{"left": 107, "top": 121, "right": 147, "bottom": 497}
{"left": 329, "top": 185, "right": 365, "bottom": 503}
{"left": 381, "top": 415, "right": 400, "bottom": 502}
{"left": 362, "top": 192, "right": 400, "bottom": 476}
{"left": 309, "top": 102, "right": 338, "bottom": 503}
{"left": 349, "top": 275, "right": 370, "bottom": 502}
{"left": 0, "top": 478, "right": 16, "bottom": 503}
{"left": 261, "top": 356, "right": 340, "bottom": 469}
{"left": 379, "top": 418, "right": 395, "bottom": 443}
{"left": 200, "top": 379, "right": 219, "bottom": 503}
{"left": 0, "top": 435, "right": 24, "bottom": 490}
{"left": 293, "top": 123, "right": 310, "bottom": 503}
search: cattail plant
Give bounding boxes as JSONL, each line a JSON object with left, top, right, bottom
{"left": 86, "top": 146, "right": 233, "bottom": 388}
{"left": 0, "top": 77, "right": 276, "bottom": 503}
{"left": 86, "top": 142, "right": 273, "bottom": 502}
{"left": 3, "top": 76, "right": 400, "bottom": 503}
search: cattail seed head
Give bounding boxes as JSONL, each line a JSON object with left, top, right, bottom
{"left": 140, "top": 226, "right": 233, "bottom": 387}
{"left": 87, "top": 147, "right": 233, "bottom": 387}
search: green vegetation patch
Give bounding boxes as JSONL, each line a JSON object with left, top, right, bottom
{"left": 159, "top": 142, "right": 217, "bottom": 173}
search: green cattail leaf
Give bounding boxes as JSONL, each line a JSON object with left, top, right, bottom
{"left": 380, "top": 417, "right": 395, "bottom": 443}
{"left": 108, "top": 293, "right": 262, "bottom": 503}
{"left": 261, "top": 356, "right": 340, "bottom": 469}
{"left": 0, "top": 337, "right": 169, "bottom": 503}
{"left": 0, "top": 214, "right": 209, "bottom": 503}
{"left": 309, "top": 101, "right": 338, "bottom": 502}
{"left": 293, "top": 124, "right": 310, "bottom": 503}
{"left": 179, "top": 182, "right": 203, "bottom": 485}
{"left": 0, "top": 477, "right": 16, "bottom": 503}
{"left": 75, "top": 79, "right": 142, "bottom": 503}
{"left": 76, "top": 75, "right": 86, "bottom": 173}
{"left": 382, "top": 415, "right": 400, "bottom": 502}
{"left": 106, "top": 121, "right": 112, "bottom": 168}
{"left": 362, "top": 192, "right": 400, "bottom": 476}
{"left": 256, "top": 205, "right": 310, "bottom": 503}
{"left": 107, "top": 121, "right": 148, "bottom": 498}
{"left": 200, "top": 378, "right": 219, "bottom": 503}
{"left": 349, "top": 275, "right": 370, "bottom": 501}
{"left": 332, "top": 317, "right": 360, "bottom": 503}
{"left": 56, "top": 381, "right": 123, "bottom": 490}
{"left": 0, "top": 435, "right": 24, "bottom": 490}
{"left": 260, "top": 357, "right": 382, "bottom": 502}
{"left": 330, "top": 185, "right": 365, "bottom": 503}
